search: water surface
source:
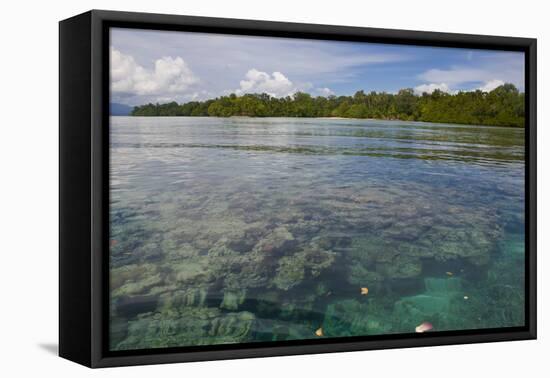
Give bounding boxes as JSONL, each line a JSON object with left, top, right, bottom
{"left": 109, "top": 117, "right": 525, "bottom": 350}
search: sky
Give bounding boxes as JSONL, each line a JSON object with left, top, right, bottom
{"left": 110, "top": 27, "right": 525, "bottom": 106}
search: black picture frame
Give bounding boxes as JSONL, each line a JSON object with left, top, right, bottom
{"left": 59, "top": 9, "right": 537, "bottom": 368}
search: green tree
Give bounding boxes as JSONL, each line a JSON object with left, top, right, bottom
{"left": 131, "top": 84, "right": 525, "bottom": 127}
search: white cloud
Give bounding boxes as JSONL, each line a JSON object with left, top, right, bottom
{"left": 476, "top": 79, "right": 505, "bottom": 92}
{"left": 316, "top": 87, "right": 335, "bottom": 96}
{"left": 414, "top": 79, "right": 506, "bottom": 95}
{"left": 235, "top": 69, "right": 297, "bottom": 97}
{"left": 110, "top": 47, "right": 198, "bottom": 96}
{"left": 414, "top": 83, "right": 454, "bottom": 95}
{"left": 418, "top": 68, "right": 489, "bottom": 86}
{"left": 416, "top": 52, "right": 524, "bottom": 93}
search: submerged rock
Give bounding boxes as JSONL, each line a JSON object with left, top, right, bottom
{"left": 375, "top": 255, "right": 422, "bottom": 279}
{"left": 254, "top": 226, "right": 296, "bottom": 255}
{"left": 114, "top": 307, "right": 256, "bottom": 350}
{"left": 345, "top": 188, "right": 504, "bottom": 285}
{"left": 159, "top": 287, "right": 209, "bottom": 308}
{"left": 111, "top": 263, "right": 163, "bottom": 297}
{"left": 220, "top": 289, "right": 247, "bottom": 310}
{"left": 272, "top": 247, "right": 336, "bottom": 291}
{"left": 273, "top": 256, "right": 305, "bottom": 291}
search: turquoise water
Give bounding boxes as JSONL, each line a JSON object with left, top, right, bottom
{"left": 109, "top": 116, "right": 525, "bottom": 350}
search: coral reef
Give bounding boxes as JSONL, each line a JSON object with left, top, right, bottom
{"left": 108, "top": 117, "right": 525, "bottom": 349}
{"left": 114, "top": 307, "right": 256, "bottom": 350}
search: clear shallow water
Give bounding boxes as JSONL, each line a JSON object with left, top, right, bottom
{"left": 109, "top": 117, "right": 525, "bottom": 350}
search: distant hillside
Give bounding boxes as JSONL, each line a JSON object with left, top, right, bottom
{"left": 110, "top": 103, "right": 133, "bottom": 116}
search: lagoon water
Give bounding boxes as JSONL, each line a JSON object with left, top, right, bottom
{"left": 109, "top": 117, "right": 525, "bottom": 350}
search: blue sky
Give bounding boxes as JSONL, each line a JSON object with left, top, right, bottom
{"left": 110, "top": 27, "right": 525, "bottom": 106}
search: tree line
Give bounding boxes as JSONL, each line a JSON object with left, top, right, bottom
{"left": 131, "top": 83, "right": 525, "bottom": 127}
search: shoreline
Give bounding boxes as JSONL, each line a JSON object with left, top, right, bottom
{"left": 110, "top": 115, "right": 524, "bottom": 129}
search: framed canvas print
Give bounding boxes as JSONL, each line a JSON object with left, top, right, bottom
{"left": 59, "top": 10, "right": 536, "bottom": 368}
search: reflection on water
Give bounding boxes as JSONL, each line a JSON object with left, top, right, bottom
{"left": 109, "top": 117, "right": 525, "bottom": 350}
